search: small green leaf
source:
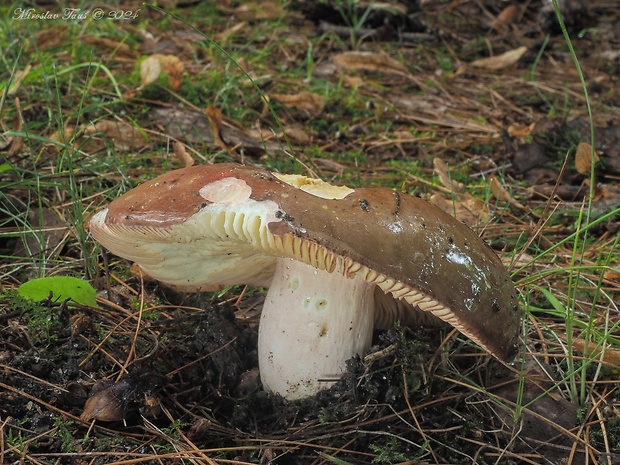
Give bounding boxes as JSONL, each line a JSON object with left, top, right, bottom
{"left": 18, "top": 276, "right": 98, "bottom": 307}
{"left": 0, "top": 162, "right": 13, "bottom": 173}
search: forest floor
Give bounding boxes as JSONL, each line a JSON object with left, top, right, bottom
{"left": 1, "top": 1, "right": 619, "bottom": 464}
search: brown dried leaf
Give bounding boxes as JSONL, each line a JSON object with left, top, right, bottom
{"left": 6, "top": 65, "right": 31, "bottom": 96}
{"left": 430, "top": 193, "right": 491, "bottom": 226}
{"left": 491, "top": 4, "right": 520, "bottom": 30}
{"left": 83, "top": 119, "right": 149, "bottom": 152}
{"left": 489, "top": 176, "right": 513, "bottom": 203}
{"left": 251, "top": 124, "right": 314, "bottom": 145}
{"left": 603, "top": 268, "right": 620, "bottom": 282}
{"left": 572, "top": 339, "right": 620, "bottom": 368}
{"left": 433, "top": 158, "right": 464, "bottom": 193}
{"left": 284, "top": 126, "right": 313, "bottom": 145}
{"left": 342, "top": 75, "right": 365, "bottom": 88}
{"left": 157, "top": 54, "right": 184, "bottom": 90}
{"left": 151, "top": 107, "right": 283, "bottom": 154}
{"left": 471, "top": 46, "right": 527, "bottom": 70}
{"left": 234, "top": 1, "right": 283, "bottom": 20}
{"left": 83, "top": 36, "right": 137, "bottom": 59}
{"left": 174, "top": 141, "right": 194, "bottom": 167}
{"left": 205, "top": 105, "right": 227, "bottom": 150}
{"left": 216, "top": 21, "right": 247, "bottom": 43}
{"left": 3, "top": 98, "right": 24, "bottom": 156}
{"left": 26, "top": 208, "right": 66, "bottom": 258}
{"left": 48, "top": 126, "right": 78, "bottom": 152}
{"left": 507, "top": 122, "right": 535, "bottom": 138}
{"left": 492, "top": 356, "right": 580, "bottom": 462}
{"left": 271, "top": 91, "right": 325, "bottom": 112}
{"left": 33, "top": 25, "right": 67, "bottom": 50}
{"left": 575, "top": 142, "right": 599, "bottom": 174}
{"left": 489, "top": 176, "right": 527, "bottom": 211}
{"left": 333, "top": 51, "right": 410, "bottom": 77}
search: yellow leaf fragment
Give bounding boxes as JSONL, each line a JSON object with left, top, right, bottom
{"left": 471, "top": 46, "right": 527, "bottom": 70}
{"left": 140, "top": 54, "right": 185, "bottom": 90}
{"left": 140, "top": 55, "right": 162, "bottom": 87}
{"left": 507, "top": 122, "right": 534, "bottom": 138}
{"left": 157, "top": 54, "right": 184, "bottom": 90}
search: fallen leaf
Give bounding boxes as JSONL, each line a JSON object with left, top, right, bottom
{"left": 492, "top": 356, "right": 580, "bottom": 463}
{"left": 18, "top": 276, "right": 98, "bottom": 307}
{"left": 489, "top": 176, "right": 513, "bottom": 203}
{"left": 174, "top": 141, "right": 194, "bottom": 167}
{"left": 234, "top": 1, "right": 283, "bottom": 20}
{"left": 430, "top": 192, "right": 491, "bottom": 226}
{"left": 250, "top": 124, "right": 314, "bottom": 146}
{"left": 489, "top": 176, "right": 528, "bottom": 211}
{"left": 205, "top": 105, "right": 227, "bottom": 150}
{"left": 3, "top": 97, "right": 24, "bottom": 156}
{"left": 216, "top": 21, "right": 246, "bottom": 43}
{"left": 158, "top": 54, "right": 184, "bottom": 90}
{"left": 140, "top": 55, "right": 162, "bottom": 87}
{"left": 271, "top": 91, "right": 325, "bottom": 112}
{"left": 471, "top": 46, "right": 527, "bottom": 70}
{"left": 140, "top": 54, "right": 184, "bottom": 90}
{"left": 507, "top": 122, "right": 534, "bottom": 138}
{"left": 575, "top": 141, "right": 599, "bottom": 175}
{"left": 83, "top": 36, "right": 137, "bottom": 59}
{"left": 32, "top": 25, "right": 67, "bottom": 50}
{"left": 603, "top": 269, "right": 620, "bottom": 282}
{"left": 24, "top": 207, "right": 66, "bottom": 258}
{"left": 491, "top": 4, "right": 520, "bottom": 30}
{"left": 342, "top": 75, "right": 365, "bottom": 88}
{"left": 5, "top": 65, "right": 31, "bottom": 96}
{"left": 571, "top": 338, "right": 620, "bottom": 368}
{"left": 151, "top": 107, "right": 283, "bottom": 154}
{"left": 83, "top": 119, "right": 149, "bottom": 152}
{"left": 283, "top": 125, "right": 314, "bottom": 145}
{"left": 333, "top": 51, "right": 410, "bottom": 77}
{"left": 433, "top": 158, "right": 464, "bottom": 193}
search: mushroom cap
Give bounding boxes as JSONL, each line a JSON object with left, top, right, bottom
{"left": 90, "top": 163, "right": 520, "bottom": 360}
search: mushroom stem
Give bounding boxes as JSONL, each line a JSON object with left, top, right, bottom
{"left": 258, "top": 259, "right": 375, "bottom": 399}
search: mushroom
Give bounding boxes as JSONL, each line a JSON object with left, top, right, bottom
{"left": 90, "top": 163, "right": 520, "bottom": 400}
